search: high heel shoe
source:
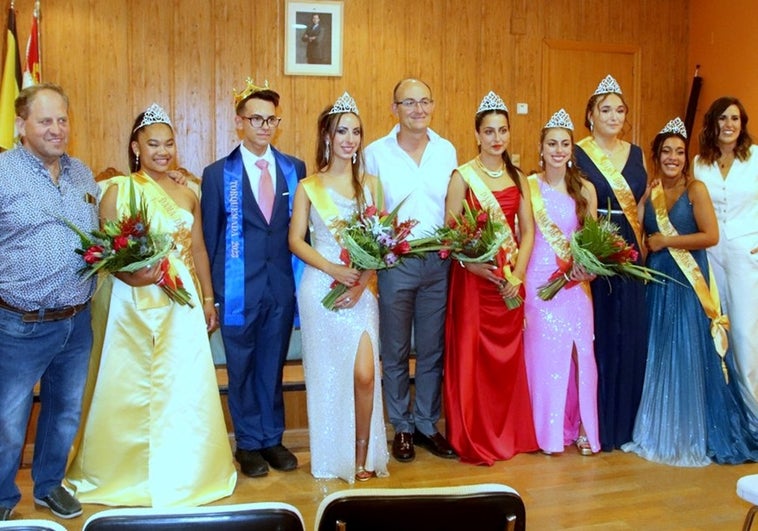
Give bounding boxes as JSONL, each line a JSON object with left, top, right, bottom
{"left": 355, "top": 466, "right": 376, "bottom": 482}
{"left": 575, "top": 435, "right": 594, "bottom": 456}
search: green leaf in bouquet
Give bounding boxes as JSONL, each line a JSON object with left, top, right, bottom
{"left": 341, "top": 231, "right": 385, "bottom": 270}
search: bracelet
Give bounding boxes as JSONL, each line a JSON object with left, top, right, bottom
{"left": 203, "top": 296, "right": 215, "bottom": 303}
{"left": 458, "top": 260, "right": 466, "bottom": 268}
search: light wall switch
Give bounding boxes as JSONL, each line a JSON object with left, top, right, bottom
{"left": 516, "top": 103, "right": 528, "bottom": 115}
{"left": 511, "top": 153, "right": 520, "bottom": 166}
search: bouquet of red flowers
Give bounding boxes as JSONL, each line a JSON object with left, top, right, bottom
{"left": 414, "top": 201, "right": 521, "bottom": 309}
{"left": 322, "top": 201, "right": 420, "bottom": 310}
{"left": 432, "top": 201, "right": 507, "bottom": 263}
{"left": 537, "top": 213, "right": 663, "bottom": 301}
{"left": 62, "top": 177, "right": 194, "bottom": 307}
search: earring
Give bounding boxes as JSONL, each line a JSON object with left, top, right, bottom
{"left": 135, "top": 153, "right": 140, "bottom": 169}
{"left": 589, "top": 121, "right": 594, "bottom": 132}
{"left": 567, "top": 159, "right": 573, "bottom": 168}
{"left": 538, "top": 153, "right": 543, "bottom": 168}
{"left": 325, "top": 142, "right": 330, "bottom": 161}
{"left": 352, "top": 152, "right": 357, "bottom": 164}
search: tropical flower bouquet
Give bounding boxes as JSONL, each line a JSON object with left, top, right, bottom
{"left": 62, "top": 177, "right": 194, "bottom": 307}
{"left": 322, "top": 201, "right": 420, "bottom": 310}
{"left": 431, "top": 201, "right": 507, "bottom": 263}
{"left": 413, "top": 201, "right": 521, "bottom": 309}
{"left": 537, "top": 213, "right": 663, "bottom": 301}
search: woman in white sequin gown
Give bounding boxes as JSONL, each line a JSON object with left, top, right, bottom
{"left": 289, "top": 95, "right": 389, "bottom": 483}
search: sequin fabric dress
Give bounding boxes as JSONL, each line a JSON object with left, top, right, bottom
{"left": 444, "top": 186, "right": 538, "bottom": 465}
{"left": 524, "top": 178, "right": 600, "bottom": 454}
{"left": 622, "top": 192, "right": 758, "bottom": 466}
{"left": 574, "top": 142, "right": 648, "bottom": 451}
{"left": 298, "top": 185, "right": 389, "bottom": 482}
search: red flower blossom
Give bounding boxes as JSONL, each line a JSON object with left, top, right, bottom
{"left": 476, "top": 210, "right": 488, "bottom": 226}
{"left": 364, "top": 205, "right": 378, "bottom": 217}
{"left": 83, "top": 245, "right": 104, "bottom": 264}
{"left": 339, "top": 247, "right": 351, "bottom": 266}
{"left": 112, "top": 235, "right": 129, "bottom": 251}
{"left": 393, "top": 240, "right": 411, "bottom": 255}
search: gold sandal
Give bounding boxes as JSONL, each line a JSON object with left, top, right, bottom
{"left": 575, "top": 435, "right": 594, "bottom": 456}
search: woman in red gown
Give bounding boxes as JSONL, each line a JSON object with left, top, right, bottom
{"left": 443, "top": 91, "right": 538, "bottom": 465}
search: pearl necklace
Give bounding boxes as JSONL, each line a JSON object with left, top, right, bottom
{"left": 475, "top": 156, "right": 504, "bottom": 178}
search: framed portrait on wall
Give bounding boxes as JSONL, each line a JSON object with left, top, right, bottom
{"left": 284, "top": 0, "right": 343, "bottom": 76}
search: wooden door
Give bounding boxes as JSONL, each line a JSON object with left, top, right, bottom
{"left": 542, "top": 40, "right": 641, "bottom": 145}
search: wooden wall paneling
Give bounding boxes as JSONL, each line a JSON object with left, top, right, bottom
{"left": 438, "top": 0, "right": 479, "bottom": 164}
{"left": 364, "top": 0, "right": 396, "bottom": 136}
{"left": 172, "top": 0, "right": 214, "bottom": 176}
{"left": 127, "top": 0, "right": 173, "bottom": 173}
{"left": 508, "top": 2, "right": 544, "bottom": 173}
{"left": 45, "top": 2, "right": 91, "bottom": 162}
{"left": 87, "top": 0, "right": 129, "bottom": 174}
{"left": 477, "top": 3, "right": 514, "bottom": 163}
{"left": 26, "top": 0, "right": 689, "bottom": 209}
{"left": 210, "top": 0, "right": 252, "bottom": 164}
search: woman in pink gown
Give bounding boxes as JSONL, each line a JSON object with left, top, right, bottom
{"left": 444, "top": 91, "right": 538, "bottom": 465}
{"left": 523, "top": 109, "right": 600, "bottom": 455}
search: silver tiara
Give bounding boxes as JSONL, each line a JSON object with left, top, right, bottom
{"left": 593, "top": 74, "right": 623, "bottom": 96}
{"left": 544, "top": 108, "right": 574, "bottom": 130}
{"left": 133, "top": 103, "right": 172, "bottom": 133}
{"left": 476, "top": 91, "right": 508, "bottom": 114}
{"left": 328, "top": 91, "right": 359, "bottom": 115}
{"left": 659, "top": 117, "right": 687, "bottom": 139}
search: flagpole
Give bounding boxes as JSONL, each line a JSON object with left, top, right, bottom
{"left": 34, "top": 0, "right": 40, "bottom": 81}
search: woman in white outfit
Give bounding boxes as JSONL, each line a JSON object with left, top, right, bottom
{"left": 694, "top": 96, "right": 758, "bottom": 415}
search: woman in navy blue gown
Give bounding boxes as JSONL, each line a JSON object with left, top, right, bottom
{"left": 574, "top": 75, "right": 648, "bottom": 451}
{"left": 623, "top": 118, "right": 758, "bottom": 466}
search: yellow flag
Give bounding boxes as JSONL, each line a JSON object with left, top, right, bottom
{"left": 0, "top": 6, "right": 21, "bottom": 150}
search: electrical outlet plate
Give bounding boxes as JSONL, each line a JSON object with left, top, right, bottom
{"left": 516, "top": 103, "right": 528, "bottom": 115}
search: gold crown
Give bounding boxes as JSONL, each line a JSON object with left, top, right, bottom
{"left": 233, "top": 77, "right": 271, "bottom": 106}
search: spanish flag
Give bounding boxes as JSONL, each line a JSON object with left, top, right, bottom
{"left": 22, "top": 1, "right": 40, "bottom": 88}
{"left": 0, "top": 4, "right": 21, "bottom": 150}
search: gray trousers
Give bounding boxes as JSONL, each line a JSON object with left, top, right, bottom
{"left": 378, "top": 253, "right": 450, "bottom": 435}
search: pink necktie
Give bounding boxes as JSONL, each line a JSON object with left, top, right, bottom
{"left": 255, "top": 159, "right": 274, "bottom": 222}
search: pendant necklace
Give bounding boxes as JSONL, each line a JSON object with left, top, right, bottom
{"left": 475, "top": 156, "right": 504, "bottom": 178}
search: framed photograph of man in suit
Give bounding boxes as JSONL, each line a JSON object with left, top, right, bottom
{"left": 284, "top": 0, "right": 343, "bottom": 76}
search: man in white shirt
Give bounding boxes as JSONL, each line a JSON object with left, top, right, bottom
{"left": 364, "top": 78, "right": 458, "bottom": 462}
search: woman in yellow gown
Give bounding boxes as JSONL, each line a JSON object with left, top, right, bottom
{"left": 65, "top": 104, "right": 236, "bottom": 507}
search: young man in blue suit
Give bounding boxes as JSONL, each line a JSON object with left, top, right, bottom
{"left": 201, "top": 80, "right": 305, "bottom": 478}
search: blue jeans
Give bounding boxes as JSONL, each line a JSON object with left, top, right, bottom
{"left": 0, "top": 306, "right": 92, "bottom": 508}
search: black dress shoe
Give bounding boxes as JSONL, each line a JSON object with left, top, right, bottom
{"left": 413, "top": 429, "right": 458, "bottom": 459}
{"left": 0, "top": 506, "right": 12, "bottom": 521}
{"left": 392, "top": 431, "right": 415, "bottom": 462}
{"left": 33, "top": 485, "right": 82, "bottom": 519}
{"left": 260, "top": 444, "right": 298, "bottom": 471}
{"left": 235, "top": 448, "right": 269, "bottom": 477}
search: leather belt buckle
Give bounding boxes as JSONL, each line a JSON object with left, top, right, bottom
{"left": 20, "top": 303, "right": 88, "bottom": 323}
